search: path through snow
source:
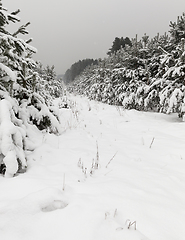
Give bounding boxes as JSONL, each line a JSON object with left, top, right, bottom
{"left": 0, "top": 94, "right": 185, "bottom": 239}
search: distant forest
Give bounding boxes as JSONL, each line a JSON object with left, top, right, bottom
{"left": 63, "top": 37, "right": 132, "bottom": 84}
{"left": 63, "top": 59, "right": 98, "bottom": 84}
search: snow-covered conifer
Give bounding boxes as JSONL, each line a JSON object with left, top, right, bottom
{"left": 0, "top": 1, "right": 64, "bottom": 177}
{"left": 68, "top": 12, "right": 185, "bottom": 119}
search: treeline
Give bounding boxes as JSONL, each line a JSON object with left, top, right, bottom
{"left": 68, "top": 12, "right": 185, "bottom": 119}
{"left": 63, "top": 59, "right": 98, "bottom": 84}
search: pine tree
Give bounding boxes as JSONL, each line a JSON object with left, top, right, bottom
{"left": 169, "top": 13, "right": 185, "bottom": 44}
{"left": 107, "top": 37, "right": 132, "bottom": 56}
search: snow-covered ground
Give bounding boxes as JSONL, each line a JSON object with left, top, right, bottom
{"left": 0, "top": 94, "right": 185, "bottom": 240}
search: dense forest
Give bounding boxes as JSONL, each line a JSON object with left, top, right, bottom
{"left": 0, "top": 1, "right": 66, "bottom": 177}
{"left": 68, "top": 12, "right": 185, "bottom": 119}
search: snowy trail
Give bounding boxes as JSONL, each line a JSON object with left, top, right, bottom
{"left": 0, "top": 94, "right": 185, "bottom": 240}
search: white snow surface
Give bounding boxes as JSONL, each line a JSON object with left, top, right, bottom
{"left": 0, "top": 63, "right": 16, "bottom": 82}
{"left": 0, "top": 94, "right": 185, "bottom": 239}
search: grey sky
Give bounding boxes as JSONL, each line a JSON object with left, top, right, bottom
{"left": 5, "top": 0, "right": 185, "bottom": 74}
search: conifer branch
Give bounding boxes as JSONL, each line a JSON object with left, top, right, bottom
{"left": 11, "top": 9, "right": 20, "bottom": 15}
{"left": 12, "top": 22, "right": 30, "bottom": 37}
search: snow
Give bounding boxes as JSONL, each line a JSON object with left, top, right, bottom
{"left": 0, "top": 99, "right": 27, "bottom": 177}
{"left": 0, "top": 63, "right": 17, "bottom": 82}
{"left": 0, "top": 94, "right": 185, "bottom": 239}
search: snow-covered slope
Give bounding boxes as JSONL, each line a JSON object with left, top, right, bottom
{"left": 0, "top": 94, "right": 185, "bottom": 240}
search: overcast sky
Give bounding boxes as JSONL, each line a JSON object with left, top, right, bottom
{"left": 5, "top": 0, "right": 185, "bottom": 74}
